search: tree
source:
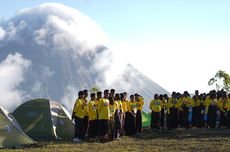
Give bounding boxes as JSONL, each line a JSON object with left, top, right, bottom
{"left": 208, "top": 70, "right": 230, "bottom": 92}
{"left": 90, "top": 86, "right": 99, "bottom": 93}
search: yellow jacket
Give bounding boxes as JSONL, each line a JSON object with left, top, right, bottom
{"left": 217, "top": 98, "right": 226, "bottom": 112}
{"left": 150, "top": 99, "right": 162, "bottom": 112}
{"left": 109, "top": 104, "right": 117, "bottom": 118}
{"left": 83, "top": 99, "right": 89, "bottom": 116}
{"left": 73, "top": 98, "right": 84, "bottom": 119}
{"left": 224, "top": 98, "right": 230, "bottom": 111}
{"left": 97, "top": 98, "right": 110, "bottom": 120}
{"left": 136, "top": 99, "right": 144, "bottom": 111}
{"left": 127, "top": 101, "right": 137, "bottom": 112}
{"left": 88, "top": 100, "right": 98, "bottom": 121}
{"left": 122, "top": 101, "right": 128, "bottom": 113}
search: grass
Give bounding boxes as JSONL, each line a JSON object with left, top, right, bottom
{"left": 1, "top": 128, "right": 230, "bottom": 152}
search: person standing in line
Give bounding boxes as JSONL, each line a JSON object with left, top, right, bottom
{"left": 121, "top": 93, "right": 128, "bottom": 135}
{"left": 97, "top": 90, "right": 110, "bottom": 142}
{"left": 135, "top": 94, "right": 144, "bottom": 135}
{"left": 72, "top": 91, "right": 85, "bottom": 142}
{"left": 126, "top": 95, "right": 137, "bottom": 136}
{"left": 224, "top": 94, "right": 230, "bottom": 128}
{"left": 82, "top": 89, "right": 89, "bottom": 139}
{"left": 108, "top": 96, "right": 117, "bottom": 140}
{"left": 206, "top": 91, "right": 218, "bottom": 128}
{"left": 87, "top": 93, "right": 98, "bottom": 139}
{"left": 150, "top": 94, "right": 162, "bottom": 131}
{"left": 114, "top": 93, "right": 122, "bottom": 139}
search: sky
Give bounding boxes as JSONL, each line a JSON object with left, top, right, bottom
{"left": 1, "top": 0, "right": 230, "bottom": 94}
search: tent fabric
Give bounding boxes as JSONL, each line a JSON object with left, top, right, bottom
{"left": 142, "top": 111, "right": 151, "bottom": 128}
{"left": 12, "top": 99, "right": 74, "bottom": 140}
{"left": 0, "top": 106, "right": 36, "bottom": 149}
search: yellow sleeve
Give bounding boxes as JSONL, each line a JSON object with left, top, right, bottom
{"left": 73, "top": 99, "right": 84, "bottom": 118}
{"left": 149, "top": 100, "right": 153, "bottom": 111}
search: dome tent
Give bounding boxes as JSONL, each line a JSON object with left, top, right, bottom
{"left": 12, "top": 99, "right": 74, "bottom": 140}
{"left": 0, "top": 106, "right": 36, "bottom": 148}
{"left": 142, "top": 111, "right": 151, "bottom": 128}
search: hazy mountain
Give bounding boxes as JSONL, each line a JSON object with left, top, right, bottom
{"left": 0, "top": 3, "right": 169, "bottom": 112}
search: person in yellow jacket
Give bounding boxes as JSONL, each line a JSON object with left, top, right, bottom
{"left": 135, "top": 94, "right": 144, "bottom": 134}
{"left": 114, "top": 93, "right": 122, "bottom": 139}
{"left": 150, "top": 94, "right": 162, "bottom": 131}
{"left": 167, "top": 92, "right": 180, "bottom": 129}
{"left": 87, "top": 93, "right": 98, "bottom": 139}
{"left": 205, "top": 91, "right": 218, "bottom": 128}
{"left": 192, "top": 91, "right": 205, "bottom": 128}
{"left": 218, "top": 92, "right": 227, "bottom": 127}
{"left": 97, "top": 90, "right": 110, "bottom": 142}
{"left": 121, "top": 93, "right": 128, "bottom": 135}
{"left": 125, "top": 95, "right": 137, "bottom": 136}
{"left": 224, "top": 94, "right": 230, "bottom": 128}
{"left": 108, "top": 96, "right": 117, "bottom": 140}
{"left": 82, "top": 89, "right": 89, "bottom": 139}
{"left": 180, "top": 91, "right": 194, "bottom": 129}
{"left": 72, "top": 91, "right": 85, "bottom": 142}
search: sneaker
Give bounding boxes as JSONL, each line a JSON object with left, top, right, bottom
{"left": 116, "top": 137, "right": 121, "bottom": 140}
{"left": 73, "top": 138, "right": 81, "bottom": 142}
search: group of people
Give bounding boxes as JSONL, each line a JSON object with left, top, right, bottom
{"left": 72, "top": 89, "right": 144, "bottom": 142}
{"left": 150, "top": 90, "right": 230, "bottom": 131}
{"left": 72, "top": 88, "right": 230, "bottom": 142}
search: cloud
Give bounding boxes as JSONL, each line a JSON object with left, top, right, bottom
{"left": 0, "top": 53, "right": 31, "bottom": 110}
{"left": 0, "top": 26, "right": 6, "bottom": 40}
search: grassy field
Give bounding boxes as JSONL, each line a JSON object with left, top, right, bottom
{"left": 1, "top": 128, "right": 230, "bottom": 152}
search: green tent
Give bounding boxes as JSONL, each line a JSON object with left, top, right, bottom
{"left": 0, "top": 106, "right": 36, "bottom": 148}
{"left": 12, "top": 99, "right": 74, "bottom": 140}
{"left": 142, "top": 111, "right": 151, "bottom": 128}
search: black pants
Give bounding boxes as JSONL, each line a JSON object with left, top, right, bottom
{"left": 151, "top": 111, "right": 161, "bottom": 130}
{"left": 108, "top": 117, "right": 115, "bottom": 140}
{"left": 88, "top": 120, "right": 97, "bottom": 138}
{"left": 98, "top": 119, "right": 109, "bottom": 137}
{"left": 171, "top": 108, "right": 178, "bottom": 128}
{"left": 83, "top": 116, "right": 89, "bottom": 138}
{"left": 220, "top": 110, "right": 226, "bottom": 127}
{"left": 125, "top": 112, "right": 136, "bottom": 136}
{"left": 207, "top": 105, "right": 217, "bottom": 128}
{"left": 160, "top": 109, "right": 165, "bottom": 127}
{"left": 136, "top": 110, "right": 142, "bottom": 133}
{"left": 182, "top": 107, "right": 189, "bottom": 128}
{"left": 74, "top": 116, "right": 84, "bottom": 139}
{"left": 226, "top": 111, "right": 230, "bottom": 127}
{"left": 192, "top": 107, "right": 197, "bottom": 127}
{"left": 196, "top": 106, "right": 204, "bottom": 128}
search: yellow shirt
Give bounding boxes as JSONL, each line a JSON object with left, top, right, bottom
{"left": 217, "top": 98, "right": 226, "bottom": 112}
{"left": 136, "top": 99, "right": 144, "bottom": 111}
{"left": 121, "top": 100, "right": 128, "bottom": 113}
{"left": 127, "top": 101, "right": 137, "bottom": 112}
{"left": 193, "top": 99, "right": 201, "bottom": 107}
{"left": 88, "top": 100, "right": 97, "bottom": 121}
{"left": 97, "top": 98, "right": 110, "bottom": 120}
{"left": 224, "top": 98, "right": 230, "bottom": 111}
{"left": 73, "top": 98, "right": 84, "bottom": 119}
{"left": 150, "top": 99, "right": 162, "bottom": 112}
{"left": 109, "top": 104, "right": 117, "bottom": 118}
{"left": 115, "top": 100, "right": 123, "bottom": 113}
{"left": 83, "top": 99, "right": 88, "bottom": 116}
{"left": 181, "top": 97, "right": 194, "bottom": 107}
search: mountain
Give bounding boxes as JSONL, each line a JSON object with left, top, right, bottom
{"left": 0, "top": 3, "right": 169, "bottom": 112}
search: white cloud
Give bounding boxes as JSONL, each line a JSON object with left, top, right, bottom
{"left": 61, "top": 85, "right": 78, "bottom": 112}
{"left": 0, "top": 53, "right": 31, "bottom": 110}
{"left": 0, "top": 26, "right": 6, "bottom": 40}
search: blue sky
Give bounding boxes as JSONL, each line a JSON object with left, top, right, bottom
{"left": 1, "top": 0, "right": 230, "bottom": 93}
